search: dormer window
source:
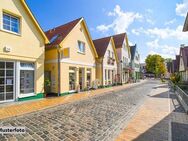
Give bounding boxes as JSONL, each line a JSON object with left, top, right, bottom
{"left": 78, "top": 41, "right": 85, "bottom": 54}
{"left": 3, "top": 13, "right": 20, "bottom": 34}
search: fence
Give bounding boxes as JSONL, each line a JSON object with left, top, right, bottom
{"left": 169, "top": 81, "right": 188, "bottom": 113}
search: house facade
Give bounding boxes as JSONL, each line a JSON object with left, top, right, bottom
{"left": 179, "top": 47, "right": 188, "bottom": 82}
{"left": 113, "top": 33, "right": 131, "bottom": 84}
{"left": 130, "top": 44, "right": 140, "bottom": 80}
{"left": 93, "top": 37, "right": 118, "bottom": 86}
{"left": 45, "top": 18, "right": 98, "bottom": 94}
{"left": 0, "top": 0, "right": 49, "bottom": 103}
{"left": 172, "top": 55, "right": 180, "bottom": 73}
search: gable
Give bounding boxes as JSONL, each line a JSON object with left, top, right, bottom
{"left": 0, "top": 0, "right": 48, "bottom": 42}
{"left": 60, "top": 21, "right": 96, "bottom": 64}
{"left": 104, "top": 39, "right": 118, "bottom": 63}
{"left": 0, "top": 0, "right": 48, "bottom": 59}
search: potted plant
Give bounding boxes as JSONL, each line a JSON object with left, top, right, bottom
{"left": 44, "top": 79, "right": 51, "bottom": 98}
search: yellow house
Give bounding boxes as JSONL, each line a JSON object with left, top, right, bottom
{"left": 93, "top": 37, "right": 119, "bottom": 86}
{"left": 0, "top": 0, "right": 49, "bottom": 103}
{"left": 45, "top": 18, "right": 98, "bottom": 94}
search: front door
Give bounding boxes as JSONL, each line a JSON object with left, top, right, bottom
{"left": 0, "top": 61, "right": 15, "bottom": 103}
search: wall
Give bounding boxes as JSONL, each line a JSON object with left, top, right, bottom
{"left": 0, "top": 0, "right": 45, "bottom": 94}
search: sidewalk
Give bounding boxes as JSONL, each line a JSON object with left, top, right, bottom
{"left": 0, "top": 80, "right": 146, "bottom": 120}
{"left": 115, "top": 83, "right": 188, "bottom": 141}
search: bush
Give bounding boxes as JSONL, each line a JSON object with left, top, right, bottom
{"left": 170, "top": 73, "right": 180, "bottom": 84}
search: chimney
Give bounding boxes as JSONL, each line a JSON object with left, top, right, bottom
{"left": 180, "top": 44, "right": 185, "bottom": 48}
{"left": 50, "top": 28, "right": 56, "bottom": 33}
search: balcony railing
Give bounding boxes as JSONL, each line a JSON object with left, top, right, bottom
{"left": 107, "top": 57, "right": 115, "bottom": 65}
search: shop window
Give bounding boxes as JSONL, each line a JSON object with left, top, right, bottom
{"left": 20, "top": 62, "right": 34, "bottom": 94}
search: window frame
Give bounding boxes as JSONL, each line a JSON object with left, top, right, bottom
{"left": 1, "top": 11, "right": 21, "bottom": 35}
{"left": 19, "top": 62, "right": 35, "bottom": 97}
{"left": 77, "top": 41, "right": 86, "bottom": 54}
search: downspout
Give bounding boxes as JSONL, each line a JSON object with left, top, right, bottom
{"left": 102, "top": 58, "right": 104, "bottom": 86}
{"left": 56, "top": 45, "right": 61, "bottom": 97}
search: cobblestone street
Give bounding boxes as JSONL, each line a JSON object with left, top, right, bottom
{"left": 0, "top": 80, "right": 158, "bottom": 141}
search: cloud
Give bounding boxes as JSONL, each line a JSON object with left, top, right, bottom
{"left": 146, "top": 39, "right": 159, "bottom": 49}
{"left": 96, "top": 5, "right": 143, "bottom": 33}
{"left": 133, "top": 25, "right": 188, "bottom": 41}
{"left": 176, "top": 0, "right": 188, "bottom": 17}
{"left": 146, "top": 9, "right": 153, "bottom": 14}
{"left": 131, "top": 29, "right": 140, "bottom": 35}
{"left": 147, "top": 39, "right": 179, "bottom": 59}
{"left": 129, "top": 41, "right": 134, "bottom": 46}
{"left": 164, "top": 18, "right": 176, "bottom": 25}
{"left": 146, "top": 19, "right": 155, "bottom": 25}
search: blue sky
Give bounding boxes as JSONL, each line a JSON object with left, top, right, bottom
{"left": 26, "top": 0, "right": 188, "bottom": 62}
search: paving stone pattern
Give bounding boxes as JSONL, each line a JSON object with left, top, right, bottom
{"left": 0, "top": 81, "right": 158, "bottom": 141}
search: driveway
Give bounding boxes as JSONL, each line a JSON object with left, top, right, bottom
{"left": 0, "top": 80, "right": 159, "bottom": 141}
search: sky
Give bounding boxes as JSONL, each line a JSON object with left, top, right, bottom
{"left": 26, "top": 0, "right": 188, "bottom": 63}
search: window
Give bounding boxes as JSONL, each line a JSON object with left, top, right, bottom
{"left": 112, "top": 52, "right": 114, "bottom": 59}
{"left": 108, "top": 50, "right": 110, "bottom": 58}
{"left": 3, "top": 13, "right": 20, "bottom": 34}
{"left": 78, "top": 41, "right": 85, "bottom": 53}
{"left": 20, "top": 62, "right": 34, "bottom": 94}
{"left": 69, "top": 67, "right": 76, "bottom": 91}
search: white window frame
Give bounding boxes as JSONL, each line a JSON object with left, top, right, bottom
{"left": 18, "top": 62, "right": 35, "bottom": 98}
{"left": 0, "top": 61, "right": 15, "bottom": 103}
{"left": 2, "top": 12, "right": 21, "bottom": 35}
{"left": 77, "top": 41, "right": 86, "bottom": 54}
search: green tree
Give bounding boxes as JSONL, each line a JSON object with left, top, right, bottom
{"left": 145, "top": 54, "right": 167, "bottom": 77}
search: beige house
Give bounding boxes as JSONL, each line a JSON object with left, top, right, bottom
{"left": 93, "top": 37, "right": 119, "bottom": 86}
{"left": 45, "top": 18, "right": 98, "bottom": 94}
{"left": 0, "top": 0, "right": 49, "bottom": 103}
{"left": 112, "top": 33, "right": 131, "bottom": 84}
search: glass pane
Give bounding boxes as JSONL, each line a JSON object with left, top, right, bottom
{"left": 20, "top": 70, "right": 34, "bottom": 94}
{"left": 3, "top": 14, "right": 10, "bottom": 20}
{"left": 3, "top": 19, "right": 10, "bottom": 25}
{"left": 0, "top": 62, "right": 5, "bottom": 69}
{"left": 20, "top": 89, "right": 34, "bottom": 94}
{"left": 6, "top": 78, "right": 13, "bottom": 85}
{"left": 11, "top": 17, "right": 18, "bottom": 23}
{"left": 6, "top": 85, "right": 13, "bottom": 92}
{"left": 0, "top": 70, "right": 5, "bottom": 77}
{"left": 6, "top": 62, "right": 14, "bottom": 69}
{"left": 11, "top": 27, "right": 18, "bottom": 33}
{"left": 0, "top": 78, "right": 5, "bottom": 85}
{"left": 0, "top": 86, "right": 4, "bottom": 93}
{"left": 3, "top": 25, "right": 10, "bottom": 31}
{"left": 6, "top": 70, "right": 13, "bottom": 77}
{"left": 6, "top": 93, "right": 13, "bottom": 100}
{"left": 0, "top": 93, "right": 4, "bottom": 101}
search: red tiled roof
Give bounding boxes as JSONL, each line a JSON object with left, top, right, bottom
{"left": 112, "top": 33, "right": 126, "bottom": 48}
{"left": 93, "top": 37, "right": 111, "bottom": 58}
{"left": 45, "top": 18, "right": 82, "bottom": 48}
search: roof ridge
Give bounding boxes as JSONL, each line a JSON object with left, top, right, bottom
{"left": 45, "top": 17, "right": 82, "bottom": 33}
{"left": 93, "top": 36, "right": 112, "bottom": 42}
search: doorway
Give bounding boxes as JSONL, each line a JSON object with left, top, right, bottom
{"left": 79, "top": 68, "right": 85, "bottom": 90}
{"left": 0, "top": 61, "right": 15, "bottom": 103}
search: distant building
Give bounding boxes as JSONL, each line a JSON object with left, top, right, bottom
{"left": 130, "top": 44, "right": 140, "bottom": 80}
{"left": 140, "top": 63, "right": 146, "bottom": 79}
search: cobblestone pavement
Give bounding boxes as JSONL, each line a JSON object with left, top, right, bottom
{"left": 0, "top": 80, "right": 158, "bottom": 141}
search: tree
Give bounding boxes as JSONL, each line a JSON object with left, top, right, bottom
{"left": 145, "top": 54, "right": 167, "bottom": 77}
